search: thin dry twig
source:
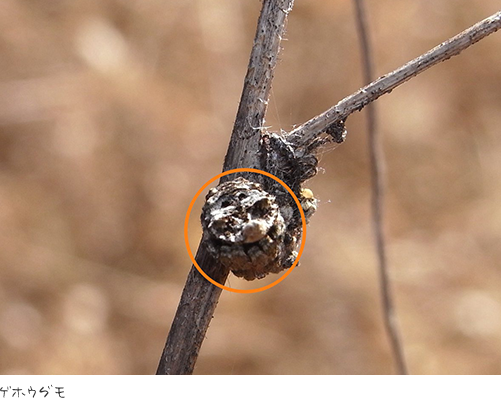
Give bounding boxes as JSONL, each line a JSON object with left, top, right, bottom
{"left": 353, "top": 0, "right": 408, "bottom": 375}
{"left": 156, "top": 0, "right": 294, "bottom": 375}
{"left": 287, "top": 11, "right": 501, "bottom": 147}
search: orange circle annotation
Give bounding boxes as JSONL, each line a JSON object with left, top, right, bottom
{"left": 184, "top": 168, "right": 307, "bottom": 294}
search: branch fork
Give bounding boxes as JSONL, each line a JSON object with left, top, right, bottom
{"left": 157, "top": 4, "right": 501, "bottom": 374}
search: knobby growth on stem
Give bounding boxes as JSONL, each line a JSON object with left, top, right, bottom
{"left": 157, "top": 4, "right": 501, "bottom": 374}
{"left": 156, "top": 0, "right": 294, "bottom": 375}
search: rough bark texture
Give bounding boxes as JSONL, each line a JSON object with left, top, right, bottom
{"left": 156, "top": 0, "right": 294, "bottom": 375}
{"left": 222, "top": 0, "right": 294, "bottom": 174}
{"left": 156, "top": 245, "right": 228, "bottom": 375}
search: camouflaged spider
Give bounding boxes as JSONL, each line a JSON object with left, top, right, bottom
{"left": 201, "top": 122, "right": 346, "bottom": 281}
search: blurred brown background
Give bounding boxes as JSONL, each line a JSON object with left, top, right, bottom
{"left": 1, "top": 0, "right": 501, "bottom": 374}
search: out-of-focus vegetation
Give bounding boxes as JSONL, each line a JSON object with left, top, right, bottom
{"left": 1, "top": 0, "right": 501, "bottom": 374}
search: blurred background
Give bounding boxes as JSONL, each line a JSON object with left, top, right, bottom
{"left": 1, "top": 0, "right": 501, "bottom": 374}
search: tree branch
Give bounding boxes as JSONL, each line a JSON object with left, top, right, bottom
{"left": 157, "top": 7, "right": 501, "bottom": 375}
{"left": 287, "top": 11, "right": 501, "bottom": 147}
{"left": 156, "top": 0, "right": 294, "bottom": 375}
{"left": 222, "top": 0, "right": 294, "bottom": 173}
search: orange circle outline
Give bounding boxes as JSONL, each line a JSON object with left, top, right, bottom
{"left": 184, "top": 168, "right": 307, "bottom": 294}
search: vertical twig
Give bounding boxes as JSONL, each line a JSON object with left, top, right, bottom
{"left": 353, "top": 0, "right": 408, "bottom": 374}
{"left": 222, "top": 0, "right": 294, "bottom": 173}
{"left": 156, "top": 0, "right": 294, "bottom": 375}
